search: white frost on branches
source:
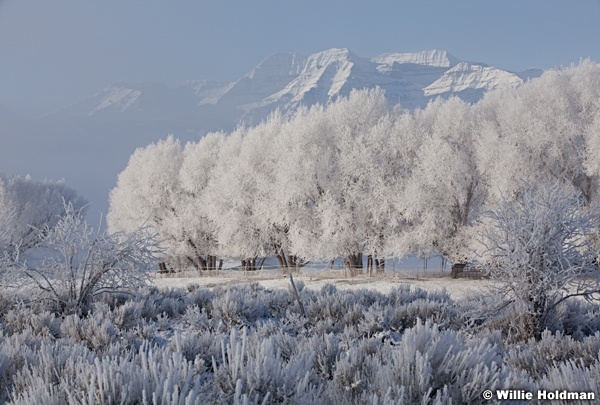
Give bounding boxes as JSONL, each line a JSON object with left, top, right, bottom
{"left": 24, "top": 203, "right": 158, "bottom": 313}
{"left": 476, "top": 182, "right": 600, "bottom": 340}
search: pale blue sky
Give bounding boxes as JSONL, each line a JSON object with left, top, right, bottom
{"left": 1, "top": 0, "right": 599, "bottom": 112}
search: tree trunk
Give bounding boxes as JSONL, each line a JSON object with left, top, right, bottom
{"left": 451, "top": 262, "right": 466, "bottom": 278}
{"left": 345, "top": 253, "right": 363, "bottom": 277}
{"left": 367, "top": 254, "right": 373, "bottom": 277}
{"left": 242, "top": 258, "right": 260, "bottom": 271}
{"left": 375, "top": 258, "right": 385, "bottom": 274}
{"left": 198, "top": 256, "right": 207, "bottom": 272}
{"left": 276, "top": 253, "right": 287, "bottom": 270}
{"left": 357, "top": 253, "right": 363, "bottom": 274}
{"left": 158, "top": 261, "right": 169, "bottom": 273}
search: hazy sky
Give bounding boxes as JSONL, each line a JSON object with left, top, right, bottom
{"left": 1, "top": 0, "right": 600, "bottom": 112}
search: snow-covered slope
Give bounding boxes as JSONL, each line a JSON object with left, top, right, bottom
{"left": 215, "top": 52, "right": 307, "bottom": 110}
{"left": 423, "top": 62, "right": 524, "bottom": 101}
{"left": 373, "top": 50, "right": 460, "bottom": 71}
{"left": 248, "top": 48, "right": 376, "bottom": 111}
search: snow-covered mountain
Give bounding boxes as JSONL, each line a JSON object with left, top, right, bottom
{"left": 45, "top": 47, "right": 540, "bottom": 128}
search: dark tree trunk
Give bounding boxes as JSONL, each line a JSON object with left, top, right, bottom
{"left": 451, "top": 262, "right": 467, "bottom": 278}
{"left": 198, "top": 256, "right": 207, "bottom": 272}
{"left": 242, "top": 257, "right": 262, "bottom": 271}
{"left": 357, "top": 253, "right": 363, "bottom": 274}
{"left": 158, "top": 261, "right": 169, "bottom": 273}
{"left": 367, "top": 254, "right": 373, "bottom": 277}
{"left": 345, "top": 253, "right": 363, "bottom": 277}
{"left": 276, "top": 253, "right": 287, "bottom": 270}
{"left": 375, "top": 258, "right": 385, "bottom": 274}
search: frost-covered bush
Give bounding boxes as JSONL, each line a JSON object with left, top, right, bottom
{"left": 540, "top": 359, "right": 600, "bottom": 396}
{"left": 10, "top": 342, "right": 207, "bottom": 405}
{"left": 213, "top": 327, "right": 321, "bottom": 404}
{"left": 60, "top": 309, "right": 118, "bottom": 351}
{"left": 21, "top": 203, "right": 158, "bottom": 315}
{"left": 2, "top": 307, "right": 60, "bottom": 338}
{"left": 211, "top": 284, "right": 272, "bottom": 327}
{"left": 476, "top": 182, "right": 600, "bottom": 341}
{"left": 504, "top": 330, "right": 600, "bottom": 379}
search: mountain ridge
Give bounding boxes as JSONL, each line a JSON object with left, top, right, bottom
{"left": 38, "top": 47, "right": 540, "bottom": 126}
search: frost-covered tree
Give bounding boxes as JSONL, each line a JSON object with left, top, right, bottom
{"left": 204, "top": 119, "right": 286, "bottom": 270}
{"left": 0, "top": 175, "right": 13, "bottom": 253}
{"left": 1, "top": 174, "right": 87, "bottom": 253}
{"left": 178, "top": 132, "right": 227, "bottom": 271}
{"left": 0, "top": 175, "right": 17, "bottom": 285}
{"left": 478, "top": 61, "right": 600, "bottom": 206}
{"left": 271, "top": 104, "right": 335, "bottom": 266}
{"left": 320, "top": 89, "right": 400, "bottom": 274}
{"left": 108, "top": 136, "right": 188, "bottom": 271}
{"left": 23, "top": 203, "right": 157, "bottom": 314}
{"left": 476, "top": 182, "right": 600, "bottom": 341}
{"left": 272, "top": 89, "right": 408, "bottom": 274}
{"left": 401, "top": 98, "right": 486, "bottom": 272}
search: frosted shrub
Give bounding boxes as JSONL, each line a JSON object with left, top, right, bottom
{"left": 2, "top": 307, "right": 60, "bottom": 338}
{"left": 181, "top": 304, "right": 212, "bottom": 331}
{"left": 214, "top": 327, "right": 320, "bottom": 404}
{"left": 10, "top": 340, "right": 98, "bottom": 402}
{"left": 540, "top": 359, "right": 600, "bottom": 395}
{"left": 504, "top": 330, "right": 600, "bottom": 379}
{"left": 0, "top": 343, "right": 12, "bottom": 403}
{"left": 60, "top": 311, "right": 117, "bottom": 351}
{"left": 185, "top": 285, "right": 214, "bottom": 310}
{"left": 323, "top": 319, "right": 532, "bottom": 404}
{"left": 476, "top": 182, "right": 600, "bottom": 341}
{"left": 553, "top": 298, "right": 600, "bottom": 339}
{"left": 211, "top": 285, "right": 271, "bottom": 326}
{"left": 157, "top": 295, "right": 187, "bottom": 319}
{"left": 170, "top": 330, "right": 220, "bottom": 365}
{"left": 11, "top": 342, "right": 207, "bottom": 405}
{"left": 21, "top": 203, "right": 158, "bottom": 315}
{"left": 304, "top": 333, "right": 341, "bottom": 381}
{"left": 112, "top": 299, "right": 144, "bottom": 330}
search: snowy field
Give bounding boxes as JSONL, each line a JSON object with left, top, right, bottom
{"left": 154, "top": 268, "right": 486, "bottom": 301}
{"left": 155, "top": 255, "right": 485, "bottom": 301}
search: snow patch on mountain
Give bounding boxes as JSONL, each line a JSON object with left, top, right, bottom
{"left": 249, "top": 48, "right": 376, "bottom": 112}
{"left": 424, "top": 62, "right": 523, "bottom": 98}
{"left": 91, "top": 86, "right": 141, "bottom": 114}
{"left": 188, "top": 80, "right": 235, "bottom": 106}
{"left": 244, "top": 52, "right": 305, "bottom": 80}
{"left": 373, "top": 50, "right": 460, "bottom": 72}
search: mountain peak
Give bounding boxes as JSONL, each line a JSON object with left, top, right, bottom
{"left": 373, "top": 50, "right": 460, "bottom": 71}
{"left": 304, "top": 48, "right": 361, "bottom": 67}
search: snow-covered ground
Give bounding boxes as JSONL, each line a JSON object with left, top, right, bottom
{"left": 154, "top": 268, "right": 486, "bottom": 300}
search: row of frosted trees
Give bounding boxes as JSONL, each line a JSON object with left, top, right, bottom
{"left": 108, "top": 61, "right": 600, "bottom": 274}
